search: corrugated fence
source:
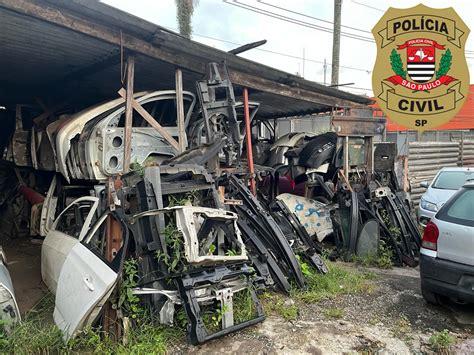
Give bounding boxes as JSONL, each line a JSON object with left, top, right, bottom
{"left": 408, "top": 140, "right": 474, "bottom": 205}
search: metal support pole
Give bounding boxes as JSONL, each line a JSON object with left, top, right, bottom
{"left": 243, "top": 88, "right": 256, "bottom": 195}
{"left": 123, "top": 55, "right": 135, "bottom": 173}
{"left": 175, "top": 68, "right": 186, "bottom": 153}
{"left": 343, "top": 136, "right": 349, "bottom": 176}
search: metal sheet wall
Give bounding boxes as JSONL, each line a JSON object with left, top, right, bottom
{"left": 408, "top": 140, "right": 474, "bottom": 205}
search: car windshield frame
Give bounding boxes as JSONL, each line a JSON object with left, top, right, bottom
{"left": 431, "top": 170, "right": 474, "bottom": 190}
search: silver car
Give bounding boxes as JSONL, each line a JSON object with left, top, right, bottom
{"left": 419, "top": 180, "right": 474, "bottom": 304}
{"left": 418, "top": 167, "right": 474, "bottom": 227}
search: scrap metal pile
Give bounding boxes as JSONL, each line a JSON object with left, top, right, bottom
{"left": 4, "top": 63, "right": 421, "bottom": 345}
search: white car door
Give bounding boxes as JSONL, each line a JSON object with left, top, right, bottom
{"left": 54, "top": 241, "right": 118, "bottom": 340}
{"left": 54, "top": 212, "right": 121, "bottom": 340}
{"left": 41, "top": 196, "right": 99, "bottom": 294}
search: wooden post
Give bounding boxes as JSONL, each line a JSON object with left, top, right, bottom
{"left": 175, "top": 68, "right": 186, "bottom": 153}
{"left": 118, "top": 89, "right": 180, "bottom": 151}
{"left": 123, "top": 55, "right": 135, "bottom": 173}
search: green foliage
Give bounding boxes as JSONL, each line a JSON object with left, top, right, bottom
{"left": 260, "top": 293, "right": 299, "bottom": 321}
{"left": 293, "top": 261, "right": 375, "bottom": 303}
{"left": 354, "top": 239, "right": 393, "bottom": 269}
{"left": 118, "top": 258, "right": 144, "bottom": 321}
{"left": 212, "top": 305, "right": 228, "bottom": 328}
{"left": 130, "top": 158, "right": 145, "bottom": 177}
{"left": 0, "top": 319, "right": 10, "bottom": 347}
{"left": 281, "top": 305, "right": 299, "bottom": 321}
{"left": 167, "top": 191, "right": 200, "bottom": 207}
{"left": 390, "top": 49, "right": 406, "bottom": 79}
{"left": 156, "top": 223, "right": 186, "bottom": 273}
{"left": 225, "top": 249, "right": 239, "bottom": 256}
{"left": 324, "top": 307, "right": 345, "bottom": 319}
{"left": 429, "top": 329, "right": 455, "bottom": 352}
{"left": 436, "top": 49, "right": 452, "bottom": 79}
{"left": 208, "top": 243, "right": 216, "bottom": 254}
{"left": 175, "top": 307, "right": 188, "bottom": 329}
{"left": 296, "top": 255, "right": 313, "bottom": 277}
{"left": 0, "top": 293, "right": 183, "bottom": 354}
{"left": 233, "top": 288, "right": 257, "bottom": 324}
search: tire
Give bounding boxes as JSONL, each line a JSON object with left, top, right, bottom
{"left": 421, "top": 284, "right": 440, "bottom": 305}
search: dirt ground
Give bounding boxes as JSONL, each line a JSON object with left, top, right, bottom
{"left": 3, "top": 238, "right": 47, "bottom": 314}
{"left": 3, "top": 238, "right": 474, "bottom": 354}
{"left": 175, "top": 265, "right": 474, "bottom": 354}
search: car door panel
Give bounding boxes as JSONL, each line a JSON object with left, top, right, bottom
{"left": 41, "top": 196, "right": 99, "bottom": 294}
{"left": 41, "top": 231, "right": 79, "bottom": 294}
{"left": 54, "top": 242, "right": 118, "bottom": 340}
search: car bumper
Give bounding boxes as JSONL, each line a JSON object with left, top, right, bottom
{"left": 420, "top": 254, "right": 474, "bottom": 303}
{"left": 417, "top": 206, "right": 436, "bottom": 227}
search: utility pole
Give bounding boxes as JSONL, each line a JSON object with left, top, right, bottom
{"left": 323, "top": 58, "right": 327, "bottom": 85}
{"left": 302, "top": 48, "right": 305, "bottom": 78}
{"left": 331, "top": 0, "right": 342, "bottom": 86}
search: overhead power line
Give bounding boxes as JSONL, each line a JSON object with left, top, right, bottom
{"left": 257, "top": 0, "right": 372, "bottom": 34}
{"left": 350, "top": 0, "right": 384, "bottom": 12}
{"left": 165, "top": 26, "right": 373, "bottom": 73}
{"left": 223, "top": 0, "right": 375, "bottom": 43}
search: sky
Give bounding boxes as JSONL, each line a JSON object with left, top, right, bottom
{"left": 101, "top": 0, "right": 474, "bottom": 97}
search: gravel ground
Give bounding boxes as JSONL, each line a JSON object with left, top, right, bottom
{"left": 174, "top": 264, "right": 474, "bottom": 354}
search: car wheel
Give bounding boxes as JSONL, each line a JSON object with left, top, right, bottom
{"left": 421, "top": 285, "right": 439, "bottom": 305}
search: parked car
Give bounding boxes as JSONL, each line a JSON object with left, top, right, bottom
{"left": 419, "top": 180, "right": 474, "bottom": 304}
{"left": 418, "top": 167, "right": 474, "bottom": 227}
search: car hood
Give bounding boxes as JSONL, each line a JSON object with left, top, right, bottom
{"left": 422, "top": 187, "right": 457, "bottom": 208}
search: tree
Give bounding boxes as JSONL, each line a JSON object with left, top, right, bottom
{"left": 175, "top": 0, "right": 199, "bottom": 39}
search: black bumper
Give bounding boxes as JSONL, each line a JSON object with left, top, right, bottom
{"left": 420, "top": 254, "right": 474, "bottom": 303}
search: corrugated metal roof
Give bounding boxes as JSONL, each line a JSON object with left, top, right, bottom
{"left": 0, "top": 0, "right": 372, "bottom": 119}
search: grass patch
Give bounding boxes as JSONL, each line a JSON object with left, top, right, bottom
{"left": 260, "top": 293, "right": 299, "bottom": 321}
{"left": 293, "top": 261, "right": 376, "bottom": 303}
{"left": 323, "top": 307, "right": 345, "bottom": 319}
{"left": 0, "top": 293, "right": 184, "bottom": 354}
{"left": 233, "top": 288, "right": 259, "bottom": 325}
{"left": 429, "top": 329, "right": 455, "bottom": 352}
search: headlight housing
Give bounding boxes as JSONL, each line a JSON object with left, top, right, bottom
{"left": 420, "top": 198, "right": 438, "bottom": 212}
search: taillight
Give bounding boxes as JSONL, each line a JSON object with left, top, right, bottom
{"left": 422, "top": 221, "right": 439, "bottom": 251}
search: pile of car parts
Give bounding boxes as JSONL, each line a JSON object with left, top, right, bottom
{"left": 5, "top": 61, "right": 423, "bottom": 346}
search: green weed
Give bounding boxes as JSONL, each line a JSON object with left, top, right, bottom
{"left": 118, "top": 258, "right": 145, "bottom": 321}
{"left": 260, "top": 293, "right": 299, "bottom": 321}
{"left": 0, "top": 292, "right": 183, "bottom": 354}
{"left": 323, "top": 307, "right": 345, "bottom": 319}
{"left": 429, "top": 329, "right": 455, "bottom": 352}
{"left": 233, "top": 288, "right": 258, "bottom": 324}
{"left": 293, "top": 261, "right": 375, "bottom": 303}
{"left": 156, "top": 223, "right": 186, "bottom": 273}
{"left": 354, "top": 239, "right": 393, "bottom": 269}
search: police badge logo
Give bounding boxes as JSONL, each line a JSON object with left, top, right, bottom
{"left": 372, "top": 5, "right": 470, "bottom": 130}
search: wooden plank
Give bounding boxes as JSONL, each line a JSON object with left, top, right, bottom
{"left": 175, "top": 68, "right": 186, "bottom": 153}
{"left": 118, "top": 88, "right": 180, "bottom": 152}
{"left": 123, "top": 55, "right": 135, "bottom": 174}
{"left": 0, "top": 0, "right": 368, "bottom": 108}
